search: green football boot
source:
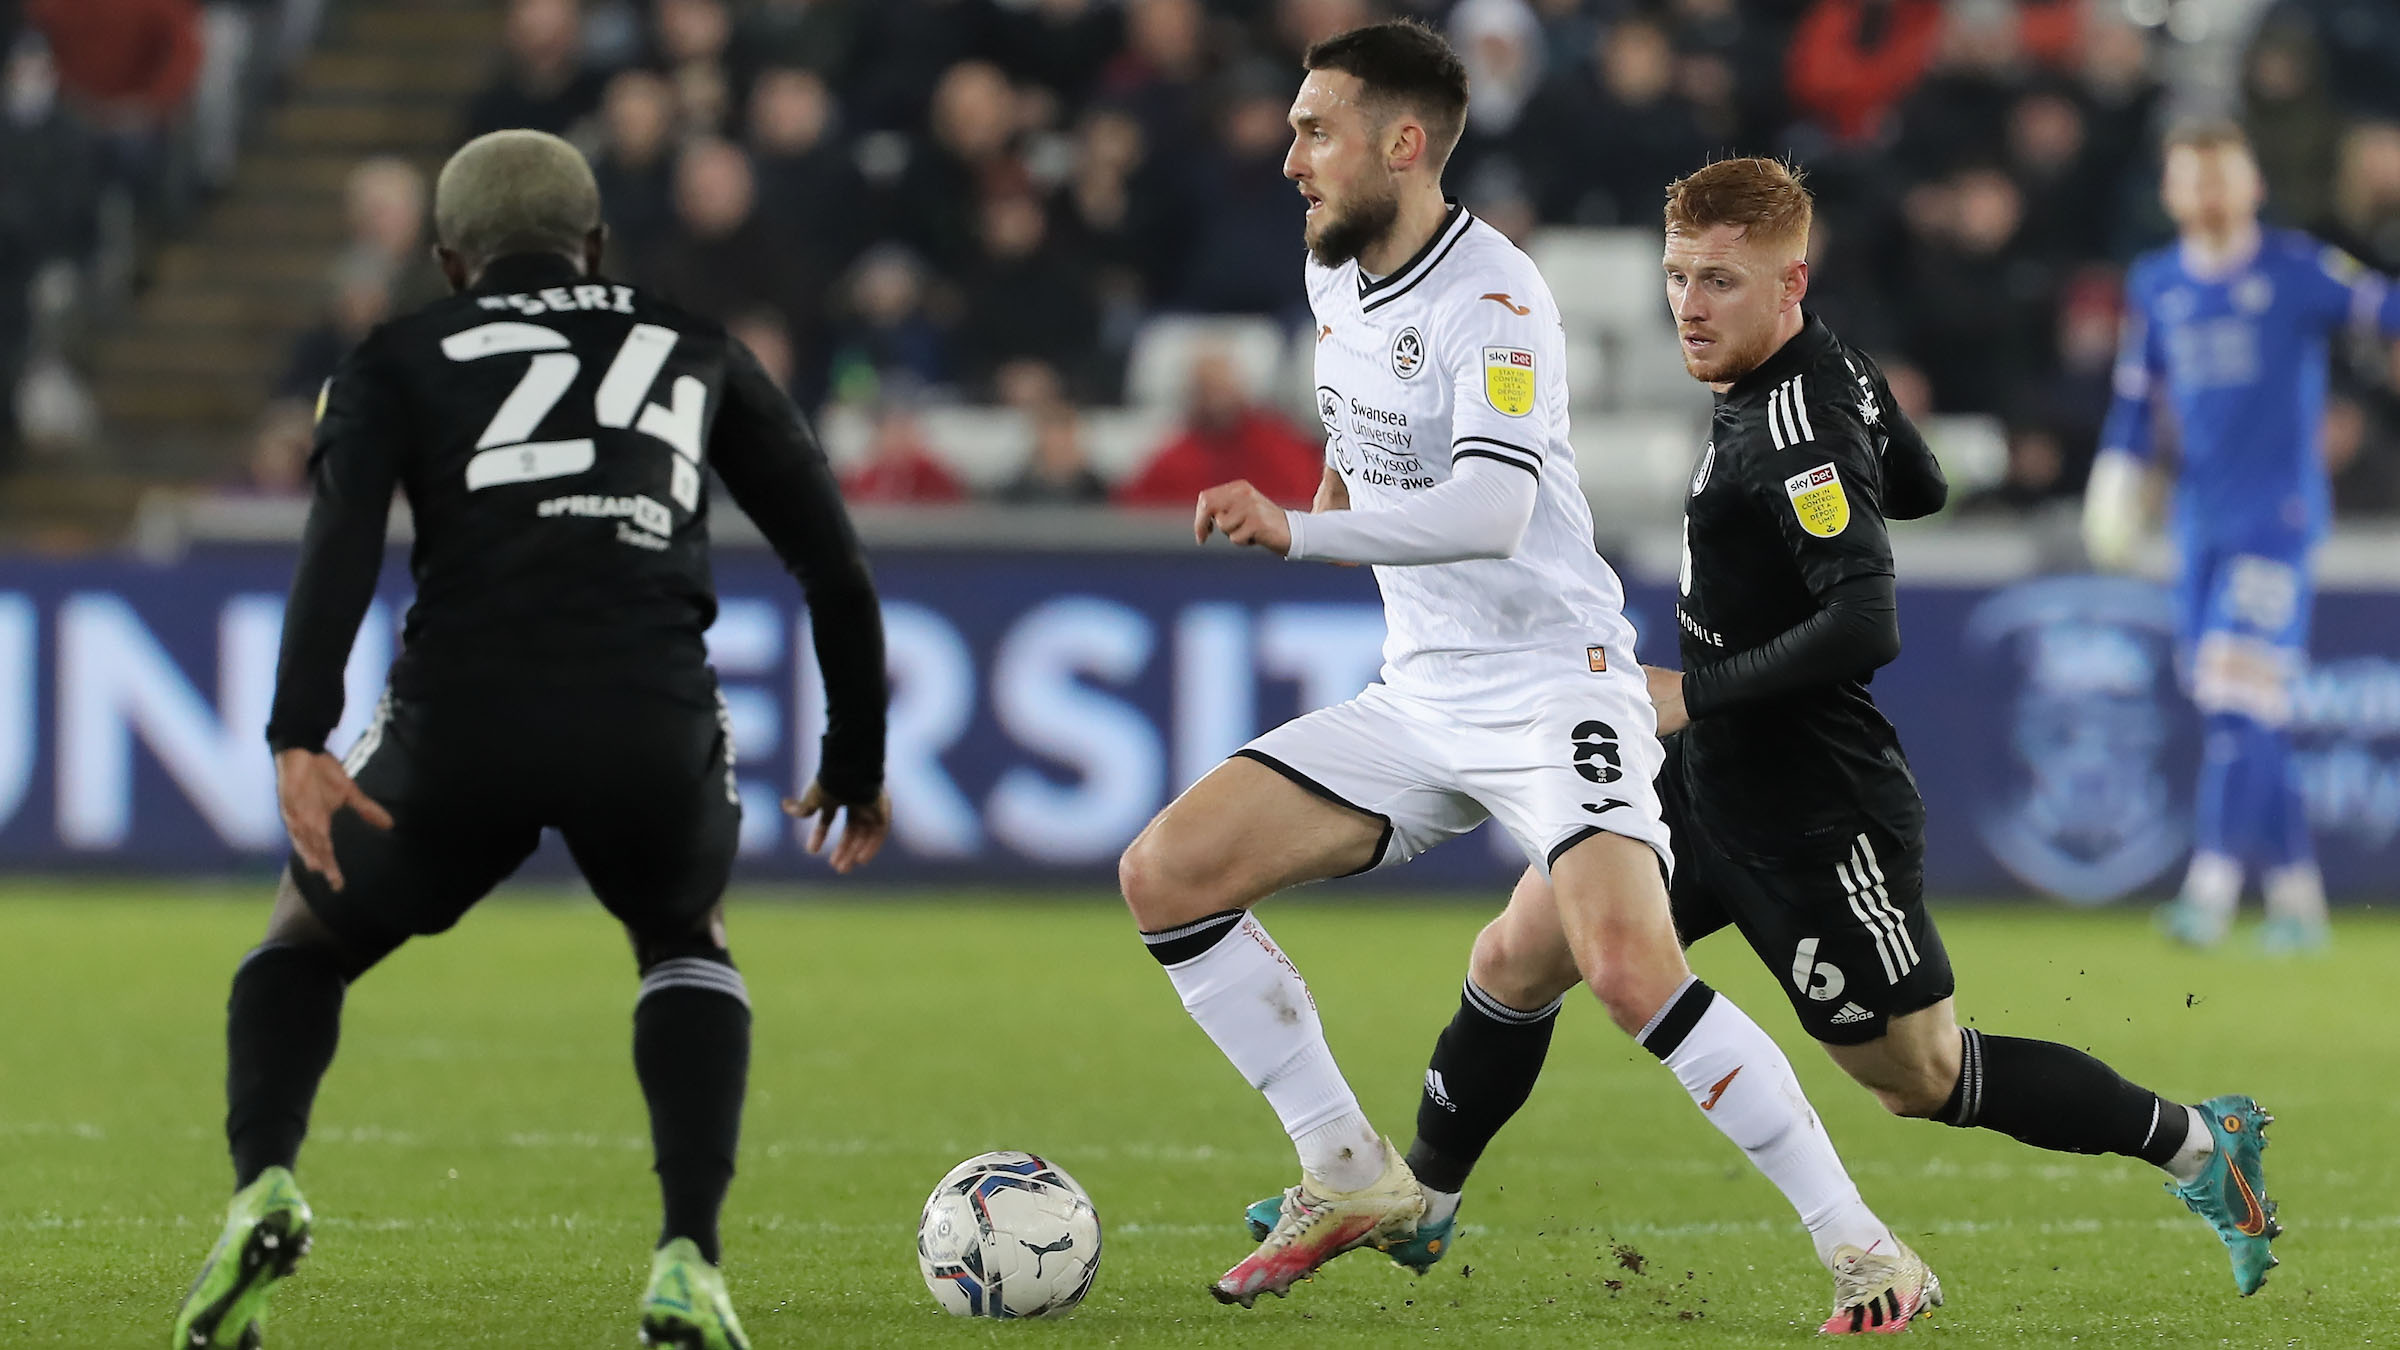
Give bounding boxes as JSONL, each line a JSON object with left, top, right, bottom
{"left": 1243, "top": 1192, "right": 1458, "bottom": 1275}
{"left": 639, "top": 1238, "right": 751, "bottom": 1350}
{"left": 2167, "top": 1095, "right": 2281, "bottom": 1295}
{"left": 171, "top": 1167, "right": 312, "bottom": 1349}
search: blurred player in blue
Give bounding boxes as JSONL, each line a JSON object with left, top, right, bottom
{"left": 2085, "top": 121, "right": 2400, "bottom": 952}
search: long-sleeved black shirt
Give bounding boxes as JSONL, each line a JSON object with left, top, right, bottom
{"left": 1672, "top": 313, "right": 1946, "bottom": 865}
{"left": 266, "top": 252, "right": 888, "bottom": 803}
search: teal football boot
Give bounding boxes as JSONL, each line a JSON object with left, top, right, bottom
{"left": 2167, "top": 1095, "right": 2281, "bottom": 1295}
{"left": 2258, "top": 914, "right": 2329, "bottom": 956}
{"left": 1243, "top": 1191, "right": 1457, "bottom": 1275}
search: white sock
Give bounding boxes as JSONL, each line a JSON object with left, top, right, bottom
{"left": 2263, "top": 863, "right": 2327, "bottom": 925}
{"left": 1420, "top": 1186, "right": 1462, "bottom": 1227}
{"left": 2181, "top": 851, "right": 2242, "bottom": 918}
{"left": 1641, "top": 978, "right": 1892, "bottom": 1266}
{"left": 2163, "top": 1104, "right": 2216, "bottom": 1185}
{"left": 1150, "top": 913, "right": 1382, "bottom": 1191}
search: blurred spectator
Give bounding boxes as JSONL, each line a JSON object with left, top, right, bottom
{"left": 2285, "top": 0, "right": 2400, "bottom": 121}
{"left": 654, "top": 0, "right": 733, "bottom": 134}
{"left": 734, "top": 0, "right": 862, "bottom": 87}
{"left": 1275, "top": 0, "right": 1374, "bottom": 64}
{"left": 825, "top": 245, "right": 950, "bottom": 403}
{"left": 0, "top": 35, "right": 98, "bottom": 461}
{"left": 882, "top": 61, "right": 1025, "bottom": 277}
{"left": 1889, "top": 0, "right": 2024, "bottom": 180}
{"left": 1956, "top": 424, "right": 2068, "bottom": 515}
{"left": 1669, "top": 0, "right": 1783, "bottom": 146}
{"left": 1897, "top": 167, "right": 2054, "bottom": 414}
{"left": 994, "top": 401, "right": 1108, "bottom": 503}
{"left": 590, "top": 69, "right": 679, "bottom": 264}
{"left": 1444, "top": 0, "right": 1544, "bottom": 200}
{"left": 1531, "top": 16, "right": 1710, "bottom": 227}
{"left": 341, "top": 156, "right": 440, "bottom": 309}
{"left": 989, "top": 0, "right": 1121, "bottom": 113}
{"left": 251, "top": 254, "right": 393, "bottom": 495}
{"left": 2019, "top": 268, "right": 2121, "bottom": 480}
{"left": 465, "top": 0, "right": 607, "bottom": 141}
{"left": 190, "top": 0, "right": 260, "bottom": 191}
{"left": 2006, "top": 85, "right": 2107, "bottom": 262}
{"left": 746, "top": 66, "right": 859, "bottom": 271}
{"left": 2328, "top": 122, "right": 2400, "bottom": 270}
{"left": 841, "top": 406, "right": 964, "bottom": 502}
{"left": 1056, "top": 107, "right": 1159, "bottom": 289}
{"left": 643, "top": 138, "right": 823, "bottom": 380}
{"left": 1116, "top": 348, "right": 1320, "bottom": 507}
{"left": 1787, "top": 0, "right": 1942, "bottom": 145}
{"left": 2243, "top": 20, "right": 2343, "bottom": 230}
{"left": 25, "top": 0, "right": 200, "bottom": 124}
{"left": 955, "top": 191, "right": 1100, "bottom": 396}
{"left": 2325, "top": 393, "right": 2400, "bottom": 514}
{"left": 727, "top": 307, "right": 798, "bottom": 392}
{"left": 1101, "top": 0, "right": 1209, "bottom": 165}
{"left": 27, "top": 0, "right": 199, "bottom": 209}
{"left": 1176, "top": 72, "right": 1305, "bottom": 318}
{"left": 2013, "top": 0, "right": 2082, "bottom": 72}
{"left": 275, "top": 254, "right": 392, "bottom": 403}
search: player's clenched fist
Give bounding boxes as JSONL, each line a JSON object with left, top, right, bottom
{"left": 1194, "top": 480, "right": 1292, "bottom": 555}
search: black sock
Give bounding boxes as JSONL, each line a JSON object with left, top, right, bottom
{"left": 1139, "top": 909, "right": 1245, "bottom": 965}
{"left": 1404, "top": 979, "right": 1561, "bottom": 1194}
{"left": 1937, "top": 1029, "right": 2190, "bottom": 1166}
{"left": 634, "top": 954, "right": 752, "bottom": 1266}
{"left": 226, "top": 943, "right": 349, "bottom": 1188}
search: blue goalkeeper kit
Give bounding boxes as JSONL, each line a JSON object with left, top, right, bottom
{"left": 2102, "top": 228, "right": 2400, "bottom": 875}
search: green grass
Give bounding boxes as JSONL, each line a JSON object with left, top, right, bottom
{"left": 3, "top": 885, "right": 2392, "bottom": 1348}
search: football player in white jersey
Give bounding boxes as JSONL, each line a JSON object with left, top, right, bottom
{"left": 1117, "top": 19, "right": 1930, "bottom": 1320}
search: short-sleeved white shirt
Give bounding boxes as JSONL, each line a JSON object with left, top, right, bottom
{"left": 1308, "top": 206, "right": 1641, "bottom": 700}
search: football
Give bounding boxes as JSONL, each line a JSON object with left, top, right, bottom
{"left": 916, "top": 1151, "right": 1103, "bottom": 1319}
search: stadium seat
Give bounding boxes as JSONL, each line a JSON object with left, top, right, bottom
{"left": 1530, "top": 228, "right": 1668, "bottom": 333}
{"left": 1123, "top": 316, "right": 1292, "bottom": 412}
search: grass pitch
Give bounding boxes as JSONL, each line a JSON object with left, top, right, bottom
{"left": 4, "top": 884, "right": 2393, "bottom": 1348}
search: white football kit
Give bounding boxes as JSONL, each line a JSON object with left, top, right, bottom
{"left": 1241, "top": 205, "right": 1671, "bottom": 876}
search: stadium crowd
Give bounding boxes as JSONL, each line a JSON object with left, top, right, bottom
{"left": 6, "top": 0, "right": 2400, "bottom": 514}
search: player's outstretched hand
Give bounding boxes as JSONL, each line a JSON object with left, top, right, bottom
{"left": 782, "top": 781, "right": 893, "bottom": 874}
{"left": 273, "top": 748, "right": 392, "bottom": 893}
{"left": 1194, "top": 480, "right": 1292, "bottom": 556}
{"left": 1644, "top": 665, "right": 1690, "bottom": 736}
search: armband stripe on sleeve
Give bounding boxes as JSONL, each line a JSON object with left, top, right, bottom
{"left": 1454, "top": 434, "right": 1542, "bottom": 461}
{"left": 1453, "top": 447, "right": 1539, "bottom": 478}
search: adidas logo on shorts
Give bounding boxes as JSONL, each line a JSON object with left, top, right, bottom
{"left": 1829, "top": 1003, "right": 1873, "bottom": 1026}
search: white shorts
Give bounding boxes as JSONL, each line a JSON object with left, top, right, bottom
{"left": 1237, "top": 669, "right": 1672, "bottom": 878}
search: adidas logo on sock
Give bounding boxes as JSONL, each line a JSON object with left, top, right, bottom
{"left": 1425, "top": 1069, "right": 1456, "bottom": 1112}
{"left": 1829, "top": 1003, "right": 1873, "bottom": 1026}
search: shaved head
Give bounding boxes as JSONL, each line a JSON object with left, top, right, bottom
{"left": 433, "top": 129, "right": 603, "bottom": 277}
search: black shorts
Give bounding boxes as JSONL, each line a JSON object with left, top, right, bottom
{"left": 1661, "top": 739, "right": 1954, "bottom": 1046}
{"left": 293, "top": 689, "right": 741, "bottom": 958}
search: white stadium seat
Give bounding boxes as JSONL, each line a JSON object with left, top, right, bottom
{"left": 1122, "top": 315, "right": 1291, "bottom": 412}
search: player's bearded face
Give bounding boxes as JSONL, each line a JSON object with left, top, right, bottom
{"left": 1664, "top": 225, "right": 1798, "bottom": 385}
{"left": 1306, "top": 175, "right": 1401, "bottom": 268}
{"left": 1285, "top": 74, "right": 1400, "bottom": 268}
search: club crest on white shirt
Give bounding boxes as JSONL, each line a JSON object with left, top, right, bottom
{"left": 1391, "top": 326, "right": 1424, "bottom": 379}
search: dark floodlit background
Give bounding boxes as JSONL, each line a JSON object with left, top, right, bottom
{"left": 0, "top": 0, "right": 2394, "bottom": 898}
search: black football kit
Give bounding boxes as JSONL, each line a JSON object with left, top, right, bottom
{"left": 1663, "top": 313, "right": 1954, "bottom": 1044}
{"left": 266, "top": 251, "right": 886, "bottom": 953}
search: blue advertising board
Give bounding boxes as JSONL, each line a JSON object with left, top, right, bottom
{"left": 0, "top": 547, "right": 2391, "bottom": 898}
